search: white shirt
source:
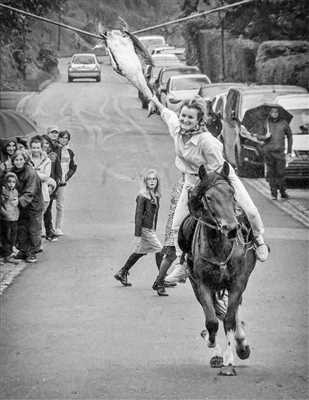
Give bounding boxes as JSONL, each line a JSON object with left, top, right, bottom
{"left": 161, "top": 107, "right": 225, "bottom": 175}
{"left": 60, "top": 146, "right": 70, "bottom": 183}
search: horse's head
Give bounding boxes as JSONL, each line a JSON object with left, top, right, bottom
{"left": 189, "top": 162, "right": 238, "bottom": 239}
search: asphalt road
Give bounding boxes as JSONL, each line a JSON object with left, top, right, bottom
{"left": 0, "top": 60, "right": 308, "bottom": 400}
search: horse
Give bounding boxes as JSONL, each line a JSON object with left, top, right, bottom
{"left": 179, "top": 162, "right": 257, "bottom": 376}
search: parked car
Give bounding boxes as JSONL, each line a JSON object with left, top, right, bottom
{"left": 275, "top": 94, "right": 309, "bottom": 182}
{"left": 152, "top": 46, "right": 186, "bottom": 61}
{"left": 68, "top": 53, "right": 101, "bottom": 82}
{"left": 161, "top": 74, "right": 211, "bottom": 112}
{"left": 138, "top": 54, "right": 183, "bottom": 108}
{"left": 137, "top": 35, "right": 167, "bottom": 53}
{"left": 154, "top": 65, "right": 200, "bottom": 101}
{"left": 221, "top": 85, "right": 308, "bottom": 177}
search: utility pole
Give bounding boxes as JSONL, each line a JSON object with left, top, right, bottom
{"left": 57, "top": 7, "right": 61, "bottom": 51}
{"left": 219, "top": 1, "right": 226, "bottom": 81}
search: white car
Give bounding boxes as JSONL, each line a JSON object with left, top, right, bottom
{"left": 68, "top": 53, "right": 101, "bottom": 82}
{"left": 275, "top": 93, "right": 309, "bottom": 182}
{"left": 137, "top": 35, "right": 167, "bottom": 53}
{"left": 162, "top": 74, "right": 211, "bottom": 111}
{"left": 152, "top": 46, "right": 186, "bottom": 61}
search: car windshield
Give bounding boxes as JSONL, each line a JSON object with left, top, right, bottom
{"left": 72, "top": 55, "right": 95, "bottom": 64}
{"left": 171, "top": 77, "right": 208, "bottom": 91}
{"left": 161, "top": 69, "right": 197, "bottom": 84}
{"left": 288, "top": 108, "right": 309, "bottom": 134}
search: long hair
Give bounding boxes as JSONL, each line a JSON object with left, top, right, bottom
{"left": 139, "top": 168, "right": 161, "bottom": 199}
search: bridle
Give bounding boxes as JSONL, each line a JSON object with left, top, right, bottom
{"left": 191, "top": 179, "right": 239, "bottom": 270}
{"left": 197, "top": 180, "right": 237, "bottom": 235}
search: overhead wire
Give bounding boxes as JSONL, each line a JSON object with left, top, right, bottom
{"left": 0, "top": 0, "right": 256, "bottom": 39}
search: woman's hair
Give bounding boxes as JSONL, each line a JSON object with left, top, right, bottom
{"left": 41, "top": 134, "right": 54, "bottom": 151}
{"left": 178, "top": 96, "right": 206, "bottom": 124}
{"left": 11, "top": 149, "right": 29, "bottom": 163}
{"left": 58, "top": 130, "right": 71, "bottom": 141}
{"left": 29, "top": 135, "right": 44, "bottom": 148}
{"left": 139, "top": 168, "right": 161, "bottom": 198}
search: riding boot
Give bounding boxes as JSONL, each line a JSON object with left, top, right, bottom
{"left": 155, "top": 251, "right": 164, "bottom": 270}
{"left": 114, "top": 253, "right": 144, "bottom": 286}
{"left": 152, "top": 277, "right": 168, "bottom": 296}
{"left": 156, "top": 253, "right": 177, "bottom": 286}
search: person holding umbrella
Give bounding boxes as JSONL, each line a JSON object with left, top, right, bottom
{"left": 255, "top": 106, "right": 293, "bottom": 200}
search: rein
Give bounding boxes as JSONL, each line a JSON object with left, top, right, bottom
{"left": 192, "top": 218, "right": 237, "bottom": 270}
{"left": 190, "top": 178, "right": 249, "bottom": 270}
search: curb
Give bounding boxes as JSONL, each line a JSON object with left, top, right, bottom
{"left": 244, "top": 178, "right": 309, "bottom": 228}
{"left": 0, "top": 261, "right": 27, "bottom": 296}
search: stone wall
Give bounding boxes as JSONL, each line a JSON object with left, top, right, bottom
{"left": 195, "top": 30, "right": 309, "bottom": 89}
{"left": 256, "top": 41, "right": 309, "bottom": 89}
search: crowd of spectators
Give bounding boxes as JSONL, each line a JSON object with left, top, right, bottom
{"left": 0, "top": 127, "right": 77, "bottom": 265}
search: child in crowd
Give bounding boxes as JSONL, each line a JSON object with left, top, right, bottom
{"left": 114, "top": 169, "right": 163, "bottom": 287}
{"left": 29, "top": 136, "right": 51, "bottom": 213}
{"left": 54, "top": 130, "right": 77, "bottom": 236}
{"left": 0, "top": 172, "right": 20, "bottom": 264}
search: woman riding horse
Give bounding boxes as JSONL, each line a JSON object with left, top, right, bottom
{"left": 149, "top": 96, "right": 268, "bottom": 285}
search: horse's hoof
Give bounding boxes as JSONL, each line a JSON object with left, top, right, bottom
{"left": 236, "top": 343, "right": 251, "bottom": 360}
{"left": 218, "top": 365, "right": 237, "bottom": 376}
{"left": 210, "top": 356, "right": 223, "bottom": 368}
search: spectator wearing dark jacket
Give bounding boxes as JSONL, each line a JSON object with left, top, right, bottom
{"left": 11, "top": 150, "right": 43, "bottom": 263}
{"left": 0, "top": 172, "right": 19, "bottom": 263}
{"left": 0, "top": 137, "right": 17, "bottom": 183}
{"left": 259, "top": 107, "right": 293, "bottom": 199}
{"left": 54, "top": 130, "right": 77, "bottom": 236}
{"left": 114, "top": 169, "right": 163, "bottom": 287}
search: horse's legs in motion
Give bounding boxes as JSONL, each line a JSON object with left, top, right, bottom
{"left": 220, "top": 290, "right": 242, "bottom": 376}
{"left": 192, "top": 279, "right": 223, "bottom": 367}
{"left": 234, "top": 309, "right": 251, "bottom": 360}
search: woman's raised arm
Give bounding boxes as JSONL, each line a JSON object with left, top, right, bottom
{"left": 149, "top": 96, "right": 180, "bottom": 138}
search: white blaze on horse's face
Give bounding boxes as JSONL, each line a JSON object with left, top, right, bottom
{"left": 206, "top": 182, "right": 238, "bottom": 236}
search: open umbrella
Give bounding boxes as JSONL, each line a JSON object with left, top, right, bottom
{"left": 0, "top": 110, "right": 37, "bottom": 141}
{"left": 242, "top": 103, "right": 293, "bottom": 133}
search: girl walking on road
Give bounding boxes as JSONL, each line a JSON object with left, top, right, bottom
{"left": 114, "top": 169, "right": 163, "bottom": 287}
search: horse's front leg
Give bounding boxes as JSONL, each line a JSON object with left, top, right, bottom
{"left": 220, "top": 290, "right": 242, "bottom": 376}
{"left": 197, "top": 281, "right": 223, "bottom": 368}
{"left": 234, "top": 309, "right": 251, "bottom": 360}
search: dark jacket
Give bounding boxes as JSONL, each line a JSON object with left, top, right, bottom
{"left": 57, "top": 147, "right": 77, "bottom": 185}
{"left": 134, "top": 194, "right": 160, "bottom": 237}
{"left": 0, "top": 137, "right": 17, "bottom": 182}
{"left": 206, "top": 113, "right": 222, "bottom": 138}
{"left": 261, "top": 118, "right": 293, "bottom": 155}
{"left": 12, "top": 164, "right": 43, "bottom": 214}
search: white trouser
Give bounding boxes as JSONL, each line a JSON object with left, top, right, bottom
{"left": 55, "top": 185, "right": 65, "bottom": 230}
{"left": 172, "top": 168, "right": 264, "bottom": 256}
